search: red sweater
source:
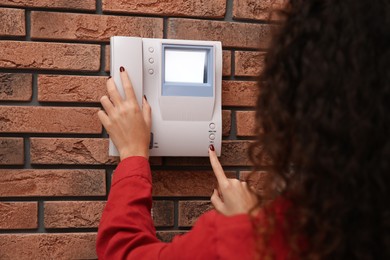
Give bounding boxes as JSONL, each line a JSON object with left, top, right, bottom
{"left": 96, "top": 156, "right": 289, "bottom": 259}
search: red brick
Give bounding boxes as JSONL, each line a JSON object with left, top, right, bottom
{"left": 0, "top": 8, "right": 25, "bottom": 36}
{"left": 105, "top": 45, "right": 110, "bottom": 72}
{"left": 0, "top": 169, "right": 105, "bottom": 197}
{"left": 236, "top": 111, "right": 257, "bottom": 136}
{"left": 0, "top": 41, "right": 100, "bottom": 71}
{"left": 152, "top": 201, "right": 174, "bottom": 227}
{"left": 157, "top": 231, "right": 186, "bottom": 243}
{"left": 222, "top": 51, "right": 232, "bottom": 76}
{"left": 102, "top": 0, "right": 226, "bottom": 18}
{"left": 222, "top": 110, "right": 231, "bottom": 136}
{"left": 43, "top": 200, "right": 174, "bottom": 228}
{"left": 0, "top": 106, "right": 101, "bottom": 134}
{"left": 31, "top": 138, "right": 117, "bottom": 165}
{"left": 0, "top": 0, "right": 96, "bottom": 10}
{"left": 222, "top": 80, "right": 259, "bottom": 107}
{"left": 165, "top": 141, "right": 253, "bottom": 166}
{"left": 44, "top": 201, "right": 105, "bottom": 229}
{"left": 167, "top": 18, "right": 272, "bottom": 49}
{"left": 38, "top": 75, "right": 107, "bottom": 103}
{"left": 0, "top": 73, "right": 32, "bottom": 101}
{"left": 0, "top": 202, "right": 37, "bottom": 229}
{"left": 178, "top": 201, "right": 213, "bottom": 227}
{"left": 220, "top": 141, "right": 253, "bottom": 166}
{"left": 233, "top": 0, "right": 285, "bottom": 21}
{"left": 44, "top": 200, "right": 174, "bottom": 229}
{"left": 0, "top": 233, "right": 97, "bottom": 259}
{"left": 31, "top": 11, "right": 163, "bottom": 42}
{"left": 152, "top": 171, "right": 236, "bottom": 197}
{"left": 0, "top": 137, "right": 24, "bottom": 165}
{"left": 30, "top": 138, "right": 162, "bottom": 165}
{"left": 105, "top": 46, "right": 231, "bottom": 77}
{"left": 235, "top": 51, "right": 265, "bottom": 77}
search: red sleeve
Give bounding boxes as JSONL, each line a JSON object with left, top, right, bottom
{"left": 96, "top": 156, "right": 288, "bottom": 259}
{"left": 96, "top": 156, "right": 221, "bottom": 259}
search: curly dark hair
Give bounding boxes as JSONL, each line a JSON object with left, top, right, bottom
{"left": 250, "top": 0, "right": 390, "bottom": 259}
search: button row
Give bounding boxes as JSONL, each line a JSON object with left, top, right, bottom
{"left": 209, "top": 123, "right": 215, "bottom": 141}
{"left": 148, "top": 47, "right": 155, "bottom": 74}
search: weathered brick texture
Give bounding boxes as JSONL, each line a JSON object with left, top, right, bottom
{"left": 0, "top": 41, "right": 100, "bottom": 71}
{"left": 102, "top": 0, "right": 226, "bottom": 18}
{"left": 44, "top": 201, "right": 106, "bottom": 229}
{"left": 0, "top": 8, "right": 25, "bottom": 36}
{"left": 236, "top": 111, "right": 257, "bottom": 136}
{"left": 178, "top": 201, "right": 213, "bottom": 227}
{"left": 222, "top": 81, "right": 259, "bottom": 107}
{"left": 168, "top": 18, "right": 272, "bottom": 49}
{"left": 0, "top": 0, "right": 96, "bottom": 10}
{"left": 0, "top": 73, "right": 32, "bottom": 101}
{"left": 30, "top": 138, "right": 162, "bottom": 165}
{"left": 0, "top": 169, "right": 106, "bottom": 197}
{"left": 0, "top": 233, "right": 97, "bottom": 259}
{"left": 233, "top": 0, "right": 285, "bottom": 21}
{"left": 43, "top": 200, "right": 174, "bottom": 228}
{"left": 0, "top": 106, "right": 101, "bottom": 134}
{"left": 30, "top": 138, "right": 117, "bottom": 165}
{"left": 222, "top": 110, "right": 232, "bottom": 136}
{"left": 235, "top": 51, "right": 266, "bottom": 77}
{"left": 0, "top": 202, "right": 38, "bottom": 229}
{"left": 0, "top": 137, "right": 24, "bottom": 165}
{"left": 31, "top": 12, "right": 163, "bottom": 42}
{"left": 38, "top": 75, "right": 107, "bottom": 103}
{"left": 152, "top": 201, "right": 175, "bottom": 227}
{"left": 153, "top": 170, "right": 236, "bottom": 197}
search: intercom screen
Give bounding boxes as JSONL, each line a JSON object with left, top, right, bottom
{"left": 165, "top": 49, "right": 207, "bottom": 84}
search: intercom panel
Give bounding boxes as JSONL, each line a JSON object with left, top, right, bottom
{"left": 109, "top": 37, "right": 222, "bottom": 157}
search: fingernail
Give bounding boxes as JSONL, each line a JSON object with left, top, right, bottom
{"left": 120, "top": 66, "right": 125, "bottom": 72}
{"left": 209, "top": 144, "right": 215, "bottom": 151}
{"left": 107, "top": 76, "right": 111, "bottom": 80}
{"left": 144, "top": 95, "right": 147, "bottom": 101}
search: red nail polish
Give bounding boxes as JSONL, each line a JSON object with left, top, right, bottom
{"left": 209, "top": 144, "right": 215, "bottom": 151}
{"left": 107, "top": 76, "right": 111, "bottom": 79}
{"left": 144, "top": 95, "right": 147, "bottom": 101}
{"left": 120, "top": 66, "right": 125, "bottom": 72}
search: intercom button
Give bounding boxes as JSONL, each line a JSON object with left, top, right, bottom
{"left": 148, "top": 47, "right": 154, "bottom": 53}
{"left": 209, "top": 134, "right": 215, "bottom": 140}
{"left": 209, "top": 123, "right": 215, "bottom": 129}
{"left": 148, "top": 69, "right": 154, "bottom": 75}
{"left": 149, "top": 58, "right": 154, "bottom": 64}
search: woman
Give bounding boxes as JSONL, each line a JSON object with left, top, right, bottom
{"left": 96, "top": 0, "right": 389, "bottom": 259}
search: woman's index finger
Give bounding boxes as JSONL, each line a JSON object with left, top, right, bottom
{"left": 119, "top": 68, "right": 137, "bottom": 102}
{"left": 209, "top": 148, "right": 228, "bottom": 185}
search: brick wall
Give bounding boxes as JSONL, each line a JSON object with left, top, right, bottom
{"left": 0, "top": 0, "right": 275, "bottom": 258}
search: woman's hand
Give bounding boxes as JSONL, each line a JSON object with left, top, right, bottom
{"left": 209, "top": 146, "right": 258, "bottom": 216}
{"left": 97, "top": 68, "right": 151, "bottom": 160}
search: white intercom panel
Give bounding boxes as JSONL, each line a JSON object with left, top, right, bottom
{"left": 109, "top": 37, "right": 222, "bottom": 157}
